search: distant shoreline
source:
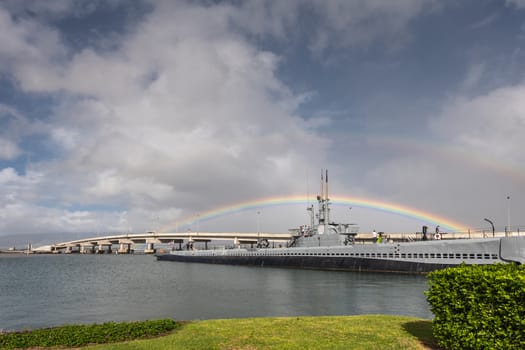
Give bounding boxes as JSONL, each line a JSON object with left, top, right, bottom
{"left": 0, "top": 250, "right": 30, "bottom": 254}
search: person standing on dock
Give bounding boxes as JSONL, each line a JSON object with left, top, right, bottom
{"left": 373, "top": 230, "right": 377, "bottom": 243}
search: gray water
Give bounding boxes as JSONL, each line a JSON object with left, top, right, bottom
{"left": 0, "top": 254, "right": 432, "bottom": 331}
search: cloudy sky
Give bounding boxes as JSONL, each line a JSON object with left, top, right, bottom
{"left": 1, "top": 0, "right": 525, "bottom": 240}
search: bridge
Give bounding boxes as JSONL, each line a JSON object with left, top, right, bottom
{"left": 32, "top": 229, "right": 521, "bottom": 254}
{"left": 37, "top": 232, "right": 294, "bottom": 254}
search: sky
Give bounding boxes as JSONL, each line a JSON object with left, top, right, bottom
{"left": 1, "top": 0, "right": 525, "bottom": 241}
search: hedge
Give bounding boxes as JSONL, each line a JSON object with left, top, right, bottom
{"left": 0, "top": 318, "right": 180, "bottom": 349}
{"left": 426, "top": 263, "right": 525, "bottom": 350}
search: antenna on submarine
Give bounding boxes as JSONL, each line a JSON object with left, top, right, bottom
{"left": 317, "top": 169, "right": 324, "bottom": 228}
{"left": 320, "top": 169, "right": 324, "bottom": 202}
{"left": 325, "top": 169, "right": 330, "bottom": 228}
{"left": 306, "top": 174, "right": 314, "bottom": 230}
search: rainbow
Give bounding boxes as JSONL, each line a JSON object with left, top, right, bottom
{"left": 157, "top": 195, "right": 468, "bottom": 232}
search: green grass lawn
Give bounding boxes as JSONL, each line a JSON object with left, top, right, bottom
{"left": 84, "top": 315, "right": 439, "bottom": 350}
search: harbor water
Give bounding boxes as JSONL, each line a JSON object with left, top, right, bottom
{"left": 0, "top": 254, "right": 432, "bottom": 331}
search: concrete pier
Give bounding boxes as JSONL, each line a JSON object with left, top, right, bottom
{"left": 117, "top": 239, "right": 134, "bottom": 254}
{"left": 80, "top": 243, "right": 95, "bottom": 254}
{"left": 96, "top": 240, "right": 112, "bottom": 254}
{"left": 144, "top": 242, "right": 156, "bottom": 254}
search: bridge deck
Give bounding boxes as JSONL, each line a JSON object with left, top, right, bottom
{"left": 43, "top": 232, "right": 293, "bottom": 252}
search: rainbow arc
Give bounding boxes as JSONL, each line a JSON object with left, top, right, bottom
{"left": 157, "top": 194, "right": 467, "bottom": 233}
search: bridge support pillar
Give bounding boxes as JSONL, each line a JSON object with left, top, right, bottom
{"left": 118, "top": 243, "right": 132, "bottom": 254}
{"left": 80, "top": 244, "right": 95, "bottom": 254}
{"left": 96, "top": 241, "right": 113, "bottom": 254}
{"left": 97, "top": 244, "right": 112, "bottom": 254}
{"left": 144, "top": 242, "right": 155, "bottom": 254}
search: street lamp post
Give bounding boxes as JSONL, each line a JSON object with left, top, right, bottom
{"left": 256, "top": 211, "right": 260, "bottom": 235}
{"left": 196, "top": 214, "right": 200, "bottom": 234}
{"left": 484, "top": 218, "right": 495, "bottom": 238}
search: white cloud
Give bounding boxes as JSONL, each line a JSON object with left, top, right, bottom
{"left": 0, "top": 137, "right": 21, "bottom": 160}
{"left": 0, "top": 168, "right": 45, "bottom": 230}
{"left": 0, "top": 7, "right": 66, "bottom": 85}
{"left": 0, "top": 167, "right": 137, "bottom": 234}
{"left": 0, "top": 167, "right": 20, "bottom": 183}
{"left": 50, "top": 127, "right": 79, "bottom": 150}
{"left": 432, "top": 84, "right": 525, "bottom": 164}
{"left": 0, "top": 0, "right": 332, "bottom": 235}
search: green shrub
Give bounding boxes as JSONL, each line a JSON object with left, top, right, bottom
{"left": 426, "top": 264, "right": 525, "bottom": 350}
{"left": 0, "top": 318, "right": 180, "bottom": 349}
